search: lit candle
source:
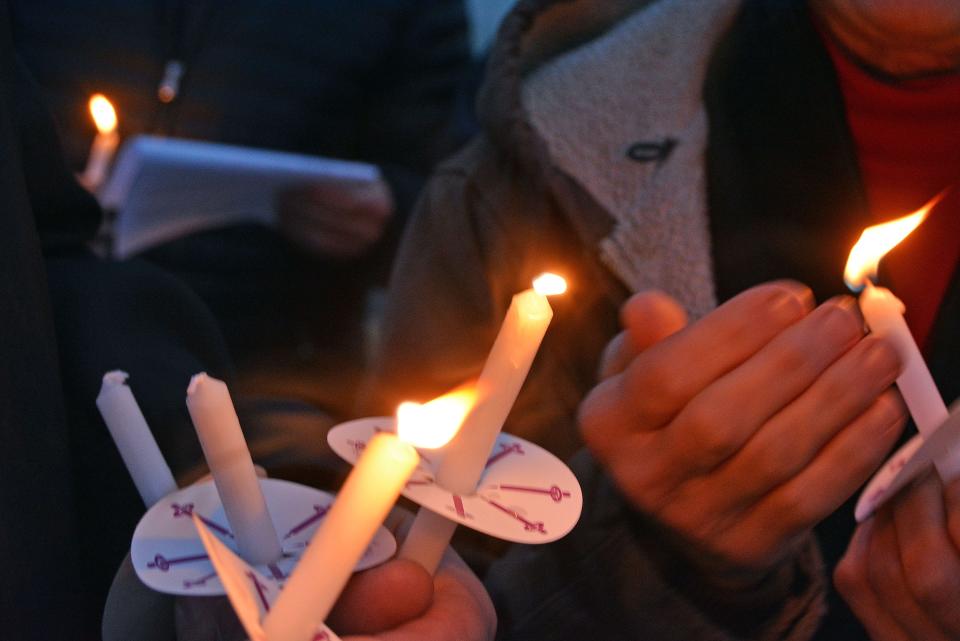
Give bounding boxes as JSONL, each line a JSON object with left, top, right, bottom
{"left": 80, "top": 94, "right": 119, "bottom": 191}
{"left": 186, "top": 373, "right": 281, "bottom": 564}
{"left": 262, "top": 390, "right": 474, "bottom": 641}
{"left": 96, "top": 371, "right": 178, "bottom": 507}
{"left": 845, "top": 195, "right": 953, "bottom": 476}
{"left": 399, "top": 273, "right": 567, "bottom": 572}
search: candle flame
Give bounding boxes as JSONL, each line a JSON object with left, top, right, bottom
{"left": 533, "top": 272, "right": 567, "bottom": 296}
{"left": 396, "top": 388, "right": 477, "bottom": 449}
{"left": 89, "top": 94, "right": 117, "bottom": 134}
{"left": 844, "top": 192, "right": 945, "bottom": 290}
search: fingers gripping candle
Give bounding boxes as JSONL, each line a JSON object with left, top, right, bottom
{"left": 844, "top": 195, "right": 956, "bottom": 478}
{"left": 186, "top": 373, "right": 281, "bottom": 564}
{"left": 399, "top": 273, "right": 567, "bottom": 572}
{"left": 262, "top": 390, "right": 474, "bottom": 641}
{"left": 96, "top": 371, "right": 178, "bottom": 507}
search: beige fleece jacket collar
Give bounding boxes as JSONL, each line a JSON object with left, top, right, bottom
{"left": 517, "top": 0, "right": 742, "bottom": 318}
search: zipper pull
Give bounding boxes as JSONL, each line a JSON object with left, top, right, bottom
{"left": 157, "top": 60, "right": 184, "bottom": 103}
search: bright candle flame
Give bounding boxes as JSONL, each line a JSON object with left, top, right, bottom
{"left": 89, "top": 94, "right": 117, "bottom": 134}
{"left": 533, "top": 272, "right": 567, "bottom": 296}
{"left": 844, "top": 193, "right": 944, "bottom": 290}
{"left": 396, "top": 388, "right": 477, "bottom": 450}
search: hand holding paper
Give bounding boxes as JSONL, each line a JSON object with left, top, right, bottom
{"left": 100, "top": 136, "right": 382, "bottom": 258}
{"left": 579, "top": 283, "right": 908, "bottom": 577}
{"left": 276, "top": 175, "right": 394, "bottom": 259}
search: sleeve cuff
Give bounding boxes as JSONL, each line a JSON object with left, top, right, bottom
{"left": 488, "top": 450, "right": 827, "bottom": 641}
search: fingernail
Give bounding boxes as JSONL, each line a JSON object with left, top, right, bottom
{"left": 770, "top": 280, "right": 815, "bottom": 309}
{"left": 834, "top": 295, "right": 858, "bottom": 311}
{"left": 821, "top": 299, "right": 864, "bottom": 342}
{"left": 878, "top": 392, "right": 908, "bottom": 437}
{"left": 863, "top": 336, "right": 902, "bottom": 380}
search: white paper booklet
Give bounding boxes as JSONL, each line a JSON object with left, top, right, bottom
{"left": 99, "top": 135, "right": 380, "bottom": 259}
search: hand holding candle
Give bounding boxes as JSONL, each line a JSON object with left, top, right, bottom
{"left": 184, "top": 505, "right": 496, "bottom": 641}
{"left": 80, "top": 93, "right": 119, "bottom": 191}
{"left": 262, "top": 389, "right": 475, "bottom": 641}
{"left": 579, "top": 284, "right": 905, "bottom": 573}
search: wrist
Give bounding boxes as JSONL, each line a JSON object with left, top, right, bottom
{"left": 624, "top": 503, "right": 815, "bottom": 637}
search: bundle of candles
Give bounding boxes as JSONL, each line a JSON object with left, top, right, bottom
{"left": 99, "top": 273, "right": 583, "bottom": 641}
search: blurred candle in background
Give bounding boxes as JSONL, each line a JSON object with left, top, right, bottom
{"left": 80, "top": 93, "right": 119, "bottom": 191}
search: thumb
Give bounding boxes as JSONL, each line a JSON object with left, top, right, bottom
{"left": 327, "top": 559, "right": 433, "bottom": 635}
{"left": 620, "top": 290, "right": 688, "bottom": 350}
{"left": 600, "top": 291, "right": 688, "bottom": 378}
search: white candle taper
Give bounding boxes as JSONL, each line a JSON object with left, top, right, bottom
{"left": 858, "top": 282, "right": 948, "bottom": 438}
{"left": 845, "top": 195, "right": 958, "bottom": 478}
{"left": 263, "top": 390, "right": 474, "bottom": 641}
{"left": 96, "top": 371, "right": 177, "bottom": 507}
{"left": 399, "top": 273, "right": 567, "bottom": 572}
{"left": 80, "top": 94, "right": 119, "bottom": 191}
{"left": 263, "top": 433, "right": 416, "bottom": 641}
{"left": 186, "top": 373, "right": 281, "bottom": 564}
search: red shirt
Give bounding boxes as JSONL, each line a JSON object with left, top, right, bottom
{"left": 821, "top": 32, "right": 960, "bottom": 350}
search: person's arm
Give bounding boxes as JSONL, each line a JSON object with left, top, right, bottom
{"left": 12, "top": 55, "right": 100, "bottom": 253}
{"left": 487, "top": 450, "right": 826, "bottom": 641}
{"left": 276, "top": 0, "right": 471, "bottom": 261}
{"left": 357, "top": 0, "right": 471, "bottom": 223}
{"left": 0, "top": 28, "right": 87, "bottom": 641}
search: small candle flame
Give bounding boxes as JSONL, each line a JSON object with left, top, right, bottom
{"left": 533, "top": 272, "right": 567, "bottom": 296}
{"left": 844, "top": 192, "right": 945, "bottom": 290}
{"left": 396, "top": 388, "right": 477, "bottom": 449}
{"left": 89, "top": 94, "right": 117, "bottom": 134}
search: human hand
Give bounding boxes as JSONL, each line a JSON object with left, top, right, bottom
{"left": 596, "top": 287, "right": 689, "bottom": 380}
{"left": 171, "top": 563, "right": 432, "bottom": 641}
{"left": 330, "top": 508, "right": 495, "bottom": 641}
{"left": 331, "top": 552, "right": 495, "bottom": 641}
{"left": 173, "top": 508, "right": 495, "bottom": 641}
{"left": 102, "top": 464, "right": 489, "bottom": 641}
{"left": 276, "top": 176, "right": 393, "bottom": 259}
{"left": 835, "top": 471, "right": 960, "bottom": 641}
{"left": 579, "top": 282, "right": 908, "bottom": 579}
